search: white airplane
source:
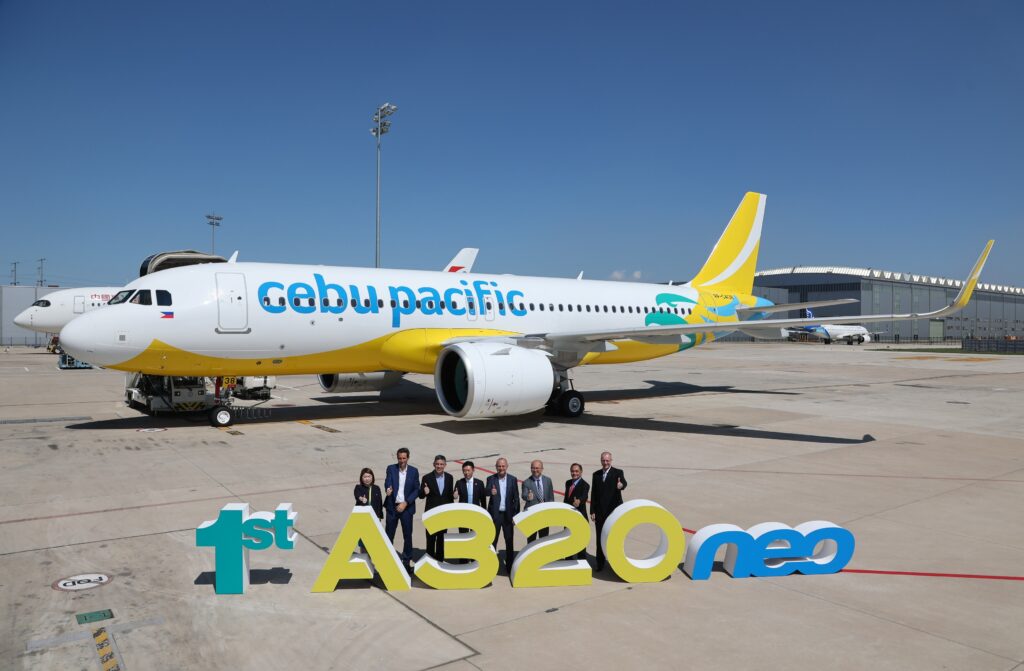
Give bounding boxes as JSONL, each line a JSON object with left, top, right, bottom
{"left": 59, "top": 192, "right": 994, "bottom": 426}
{"left": 14, "top": 287, "right": 122, "bottom": 335}
{"left": 785, "top": 308, "right": 873, "bottom": 344}
{"left": 12, "top": 250, "right": 474, "bottom": 339}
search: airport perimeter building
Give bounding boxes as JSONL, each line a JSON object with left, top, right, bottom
{"left": 752, "top": 266, "right": 1024, "bottom": 341}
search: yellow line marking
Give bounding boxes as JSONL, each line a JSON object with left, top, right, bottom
{"left": 92, "top": 627, "right": 122, "bottom": 671}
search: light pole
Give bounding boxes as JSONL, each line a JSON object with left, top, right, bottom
{"left": 370, "top": 102, "right": 397, "bottom": 268}
{"left": 206, "top": 214, "right": 223, "bottom": 255}
{"left": 36, "top": 258, "right": 45, "bottom": 286}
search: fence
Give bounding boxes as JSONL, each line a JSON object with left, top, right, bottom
{"left": 962, "top": 338, "right": 1024, "bottom": 354}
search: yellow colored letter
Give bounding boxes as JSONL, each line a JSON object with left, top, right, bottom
{"left": 414, "top": 503, "right": 498, "bottom": 589}
{"left": 601, "top": 500, "right": 685, "bottom": 583}
{"left": 510, "top": 503, "right": 591, "bottom": 588}
{"left": 312, "top": 507, "right": 411, "bottom": 592}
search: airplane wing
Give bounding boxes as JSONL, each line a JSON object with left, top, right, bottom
{"left": 735, "top": 298, "right": 859, "bottom": 315}
{"left": 443, "top": 241, "right": 994, "bottom": 353}
{"left": 443, "top": 248, "right": 479, "bottom": 273}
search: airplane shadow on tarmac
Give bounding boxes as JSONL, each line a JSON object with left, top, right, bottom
{"left": 63, "top": 379, "right": 870, "bottom": 446}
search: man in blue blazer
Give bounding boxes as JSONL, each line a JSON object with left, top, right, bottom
{"left": 485, "top": 456, "right": 520, "bottom": 572}
{"left": 384, "top": 447, "right": 420, "bottom": 569}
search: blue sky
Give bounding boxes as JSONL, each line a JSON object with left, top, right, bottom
{"left": 1, "top": 1, "right": 1021, "bottom": 288}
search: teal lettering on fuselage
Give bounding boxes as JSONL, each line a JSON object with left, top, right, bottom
{"left": 257, "top": 278, "right": 529, "bottom": 327}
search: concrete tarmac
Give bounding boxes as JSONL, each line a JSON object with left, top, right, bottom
{"left": 1, "top": 343, "right": 1022, "bottom": 670}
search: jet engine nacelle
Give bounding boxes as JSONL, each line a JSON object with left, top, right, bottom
{"left": 434, "top": 342, "right": 555, "bottom": 418}
{"left": 318, "top": 371, "right": 404, "bottom": 393}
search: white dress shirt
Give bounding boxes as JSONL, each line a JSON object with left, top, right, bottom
{"left": 396, "top": 467, "right": 407, "bottom": 504}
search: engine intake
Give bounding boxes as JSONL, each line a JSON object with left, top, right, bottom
{"left": 434, "top": 342, "right": 555, "bottom": 418}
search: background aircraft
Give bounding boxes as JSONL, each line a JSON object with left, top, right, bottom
{"left": 13, "top": 287, "right": 122, "bottom": 335}
{"left": 785, "top": 308, "right": 874, "bottom": 344}
{"left": 58, "top": 193, "right": 993, "bottom": 426}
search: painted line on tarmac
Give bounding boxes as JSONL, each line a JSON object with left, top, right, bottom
{"left": 26, "top": 617, "right": 164, "bottom": 653}
{"left": 841, "top": 568, "right": 1024, "bottom": 581}
{"left": 0, "top": 481, "right": 355, "bottom": 526}
{"left": 91, "top": 627, "right": 123, "bottom": 670}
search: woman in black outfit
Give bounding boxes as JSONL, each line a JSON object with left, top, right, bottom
{"left": 354, "top": 467, "right": 383, "bottom": 520}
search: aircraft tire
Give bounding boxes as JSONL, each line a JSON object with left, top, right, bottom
{"left": 823, "top": 338, "right": 831, "bottom": 345}
{"left": 557, "top": 391, "right": 585, "bottom": 418}
{"left": 209, "top": 406, "right": 235, "bottom": 428}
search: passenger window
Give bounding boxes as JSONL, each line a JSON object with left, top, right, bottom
{"left": 416, "top": 300, "right": 422, "bottom": 309}
{"left": 427, "top": 301, "right": 435, "bottom": 310}
{"left": 322, "top": 298, "right": 330, "bottom": 307}
{"left": 337, "top": 299, "right": 343, "bottom": 307}
{"left": 539, "top": 303, "right": 545, "bottom": 311}
{"left": 308, "top": 298, "right": 315, "bottom": 307}
{"left": 611, "top": 306, "right": 617, "bottom": 313}
{"left": 363, "top": 299, "right": 370, "bottom": 308}
{"left": 378, "top": 299, "right": 384, "bottom": 308}
{"left": 279, "top": 297, "right": 285, "bottom": 307}
{"left": 351, "top": 299, "right": 358, "bottom": 308}
{"left": 263, "top": 297, "right": 271, "bottom": 306}
{"left": 530, "top": 303, "right": 535, "bottom": 311}
{"left": 585, "top": 305, "right": 591, "bottom": 312}
{"left": 567, "top": 304, "right": 573, "bottom": 312}
{"left": 498, "top": 302, "right": 504, "bottom": 311}
{"left": 577, "top": 305, "right": 582, "bottom": 312}
{"left": 403, "top": 300, "right": 409, "bottom": 309}
{"left": 391, "top": 300, "right": 397, "bottom": 308}
{"left": 628, "top": 306, "right": 633, "bottom": 313}
{"left": 558, "top": 304, "right": 563, "bottom": 311}
{"left": 603, "top": 305, "right": 608, "bottom": 312}
{"left": 451, "top": 301, "right": 458, "bottom": 309}
{"left": 294, "top": 297, "right": 301, "bottom": 307}
{"left": 156, "top": 290, "right": 172, "bottom": 306}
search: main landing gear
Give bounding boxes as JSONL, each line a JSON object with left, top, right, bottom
{"left": 547, "top": 370, "right": 586, "bottom": 418}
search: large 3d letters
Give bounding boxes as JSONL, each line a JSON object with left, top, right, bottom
{"left": 601, "top": 500, "right": 685, "bottom": 583}
{"left": 312, "top": 508, "right": 411, "bottom": 592}
{"left": 510, "top": 503, "right": 591, "bottom": 588}
{"left": 413, "top": 504, "right": 499, "bottom": 589}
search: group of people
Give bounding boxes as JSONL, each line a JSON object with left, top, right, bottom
{"left": 353, "top": 448, "right": 627, "bottom": 572}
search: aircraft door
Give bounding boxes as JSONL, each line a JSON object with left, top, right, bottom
{"left": 73, "top": 296, "right": 85, "bottom": 314}
{"left": 216, "top": 272, "right": 250, "bottom": 333}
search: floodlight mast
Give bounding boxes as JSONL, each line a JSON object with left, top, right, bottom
{"left": 370, "top": 102, "right": 397, "bottom": 268}
{"left": 206, "top": 214, "right": 224, "bottom": 255}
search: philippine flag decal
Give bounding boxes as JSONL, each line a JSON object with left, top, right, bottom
{"left": 160, "top": 311, "right": 174, "bottom": 319}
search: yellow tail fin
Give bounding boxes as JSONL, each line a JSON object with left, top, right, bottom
{"left": 689, "top": 192, "right": 766, "bottom": 295}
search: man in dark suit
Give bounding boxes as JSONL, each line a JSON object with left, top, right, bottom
{"left": 456, "top": 461, "right": 486, "bottom": 508}
{"left": 521, "top": 459, "right": 555, "bottom": 541}
{"left": 590, "top": 451, "right": 627, "bottom": 571}
{"left": 485, "top": 457, "right": 520, "bottom": 571}
{"left": 419, "top": 454, "right": 455, "bottom": 561}
{"left": 455, "top": 460, "right": 487, "bottom": 564}
{"left": 384, "top": 447, "right": 420, "bottom": 569}
{"left": 563, "top": 462, "right": 590, "bottom": 559}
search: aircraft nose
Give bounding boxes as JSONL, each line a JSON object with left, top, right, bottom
{"left": 59, "top": 312, "right": 130, "bottom": 367}
{"left": 13, "top": 308, "right": 31, "bottom": 328}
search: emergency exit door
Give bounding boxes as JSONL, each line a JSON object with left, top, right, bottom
{"left": 216, "top": 273, "right": 249, "bottom": 333}
{"left": 73, "top": 296, "right": 85, "bottom": 313}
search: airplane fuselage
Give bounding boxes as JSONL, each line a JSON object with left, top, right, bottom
{"left": 59, "top": 262, "right": 769, "bottom": 376}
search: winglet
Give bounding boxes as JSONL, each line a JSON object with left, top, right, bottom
{"left": 951, "top": 240, "right": 994, "bottom": 309}
{"left": 227, "top": 251, "right": 239, "bottom": 263}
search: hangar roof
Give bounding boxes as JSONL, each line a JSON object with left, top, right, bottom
{"left": 755, "top": 266, "right": 1023, "bottom": 296}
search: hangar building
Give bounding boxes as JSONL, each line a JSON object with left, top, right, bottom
{"left": 753, "top": 266, "right": 1024, "bottom": 341}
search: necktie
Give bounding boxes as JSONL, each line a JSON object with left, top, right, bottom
{"left": 536, "top": 477, "right": 542, "bottom": 499}
{"left": 567, "top": 480, "right": 576, "bottom": 500}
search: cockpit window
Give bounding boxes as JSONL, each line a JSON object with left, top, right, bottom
{"left": 156, "top": 290, "right": 172, "bottom": 306}
{"left": 31, "top": 299, "right": 51, "bottom": 307}
{"left": 109, "top": 290, "right": 134, "bottom": 305}
{"left": 130, "top": 290, "right": 153, "bottom": 305}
